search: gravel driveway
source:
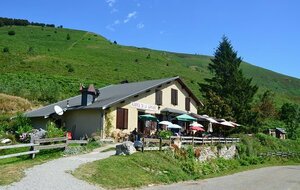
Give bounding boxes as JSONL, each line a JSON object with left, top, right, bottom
{"left": 142, "top": 165, "right": 300, "bottom": 190}
{"left": 0, "top": 144, "right": 116, "bottom": 190}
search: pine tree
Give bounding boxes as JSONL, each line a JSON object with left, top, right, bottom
{"left": 199, "top": 36, "right": 258, "bottom": 123}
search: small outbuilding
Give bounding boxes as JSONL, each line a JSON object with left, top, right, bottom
{"left": 268, "top": 128, "right": 286, "bottom": 139}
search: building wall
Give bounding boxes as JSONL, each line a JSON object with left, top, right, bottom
{"left": 104, "top": 80, "right": 198, "bottom": 137}
{"left": 31, "top": 117, "right": 50, "bottom": 130}
{"left": 63, "top": 109, "right": 102, "bottom": 139}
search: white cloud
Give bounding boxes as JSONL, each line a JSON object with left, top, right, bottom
{"left": 106, "top": 0, "right": 116, "bottom": 7}
{"left": 136, "top": 23, "right": 144, "bottom": 29}
{"left": 114, "top": 20, "right": 120, "bottom": 25}
{"left": 106, "top": 19, "right": 120, "bottom": 32}
{"left": 106, "top": 25, "right": 115, "bottom": 31}
{"left": 110, "top": 8, "right": 118, "bottom": 13}
{"left": 124, "top": 11, "right": 137, "bottom": 23}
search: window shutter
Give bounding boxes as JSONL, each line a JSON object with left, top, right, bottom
{"left": 156, "top": 90, "right": 162, "bottom": 105}
{"left": 116, "top": 108, "right": 123, "bottom": 129}
{"left": 123, "top": 109, "right": 128, "bottom": 129}
{"left": 185, "top": 97, "right": 190, "bottom": 111}
{"left": 175, "top": 90, "right": 178, "bottom": 105}
{"left": 116, "top": 108, "right": 128, "bottom": 129}
{"left": 171, "top": 89, "right": 178, "bottom": 105}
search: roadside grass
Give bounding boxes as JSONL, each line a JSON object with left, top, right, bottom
{"left": 73, "top": 151, "right": 300, "bottom": 189}
{"left": 73, "top": 134, "right": 300, "bottom": 189}
{"left": 73, "top": 151, "right": 191, "bottom": 189}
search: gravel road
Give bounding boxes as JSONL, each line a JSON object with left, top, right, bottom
{"left": 0, "top": 144, "right": 116, "bottom": 190}
{"left": 142, "top": 165, "right": 300, "bottom": 190}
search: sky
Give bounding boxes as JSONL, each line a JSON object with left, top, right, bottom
{"left": 2, "top": 0, "right": 300, "bottom": 79}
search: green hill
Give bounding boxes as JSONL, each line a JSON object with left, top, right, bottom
{"left": 0, "top": 25, "right": 300, "bottom": 106}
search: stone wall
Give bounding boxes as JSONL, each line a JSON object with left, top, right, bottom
{"left": 196, "top": 144, "right": 236, "bottom": 162}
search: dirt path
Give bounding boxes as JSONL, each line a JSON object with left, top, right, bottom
{"left": 142, "top": 165, "right": 300, "bottom": 190}
{"left": 68, "top": 32, "right": 89, "bottom": 50}
{"left": 0, "top": 144, "right": 116, "bottom": 190}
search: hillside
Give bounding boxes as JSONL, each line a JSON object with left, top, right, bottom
{"left": 0, "top": 25, "right": 300, "bottom": 107}
{"left": 0, "top": 93, "right": 32, "bottom": 114}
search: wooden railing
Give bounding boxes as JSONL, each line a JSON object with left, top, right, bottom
{"left": 31, "top": 136, "right": 68, "bottom": 158}
{"left": 0, "top": 137, "right": 88, "bottom": 160}
{"left": 0, "top": 143, "right": 39, "bottom": 160}
{"left": 170, "top": 136, "right": 240, "bottom": 145}
{"left": 142, "top": 136, "right": 240, "bottom": 152}
{"left": 259, "top": 152, "right": 300, "bottom": 157}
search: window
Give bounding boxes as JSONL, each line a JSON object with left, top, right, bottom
{"left": 116, "top": 108, "right": 128, "bottom": 129}
{"left": 155, "top": 90, "right": 162, "bottom": 105}
{"left": 185, "top": 97, "right": 190, "bottom": 111}
{"left": 171, "top": 89, "right": 178, "bottom": 105}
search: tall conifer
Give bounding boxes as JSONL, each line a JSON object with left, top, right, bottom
{"left": 200, "top": 36, "right": 258, "bottom": 123}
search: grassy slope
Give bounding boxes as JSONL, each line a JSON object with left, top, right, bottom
{"left": 0, "top": 25, "right": 299, "bottom": 105}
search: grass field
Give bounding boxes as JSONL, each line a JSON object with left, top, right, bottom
{"left": 0, "top": 25, "right": 300, "bottom": 106}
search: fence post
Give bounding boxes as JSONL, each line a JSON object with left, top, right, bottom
{"left": 142, "top": 138, "right": 145, "bottom": 153}
{"left": 211, "top": 137, "right": 213, "bottom": 144}
{"left": 202, "top": 137, "right": 204, "bottom": 144}
{"left": 192, "top": 136, "right": 194, "bottom": 147}
{"left": 225, "top": 138, "right": 227, "bottom": 144}
{"left": 159, "top": 138, "right": 162, "bottom": 151}
{"left": 31, "top": 139, "right": 38, "bottom": 159}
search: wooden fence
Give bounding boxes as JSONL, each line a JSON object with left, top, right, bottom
{"left": 171, "top": 136, "right": 240, "bottom": 146}
{"left": 0, "top": 143, "right": 39, "bottom": 160}
{"left": 142, "top": 136, "right": 240, "bottom": 151}
{"left": 0, "top": 137, "right": 88, "bottom": 160}
{"left": 259, "top": 152, "right": 300, "bottom": 158}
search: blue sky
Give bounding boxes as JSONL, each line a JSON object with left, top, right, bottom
{"left": 2, "top": 0, "right": 300, "bottom": 78}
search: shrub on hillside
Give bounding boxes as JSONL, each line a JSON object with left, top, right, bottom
{"left": 2, "top": 47, "right": 9, "bottom": 53}
{"left": 66, "top": 33, "right": 71, "bottom": 40}
{"left": 8, "top": 30, "right": 15, "bottom": 35}
{"left": 27, "top": 47, "right": 34, "bottom": 55}
{"left": 66, "top": 64, "right": 75, "bottom": 73}
{"left": 46, "top": 122, "right": 65, "bottom": 138}
{"left": 9, "top": 114, "right": 32, "bottom": 133}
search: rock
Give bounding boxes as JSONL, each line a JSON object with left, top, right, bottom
{"left": 116, "top": 141, "right": 136, "bottom": 155}
{"left": 219, "top": 145, "right": 236, "bottom": 160}
{"left": 133, "top": 141, "right": 143, "bottom": 150}
{"left": 197, "top": 146, "right": 217, "bottom": 162}
{"left": 30, "top": 128, "right": 47, "bottom": 142}
{"left": 1, "top": 138, "right": 11, "bottom": 144}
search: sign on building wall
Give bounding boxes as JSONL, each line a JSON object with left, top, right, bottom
{"left": 131, "top": 102, "right": 158, "bottom": 112}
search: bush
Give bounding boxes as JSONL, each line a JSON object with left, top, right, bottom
{"left": 158, "top": 130, "right": 172, "bottom": 139}
{"left": 46, "top": 122, "right": 65, "bottom": 138}
{"left": 16, "top": 125, "right": 32, "bottom": 135}
{"left": 10, "top": 114, "right": 32, "bottom": 133}
{"left": 27, "top": 47, "right": 34, "bottom": 55}
{"left": 2, "top": 47, "right": 9, "bottom": 53}
{"left": 8, "top": 30, "right": 15, "bottom": 35}
{"left": 66, "top": 64, "right": 74, "bottom": 73}
{"left": 66, "top": 33, "right": 70, "bottom": 40}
